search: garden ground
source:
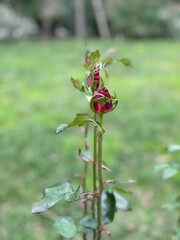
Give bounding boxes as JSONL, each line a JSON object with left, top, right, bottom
{"left": 0, "top": 39, "right": 179, "bottom": 239}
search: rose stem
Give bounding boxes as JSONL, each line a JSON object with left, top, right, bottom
{"left": 92, "top": 113, "right": 97, "bottom": 240}
{"left": 97, "top": 114, "right": 103, "bottom": 240}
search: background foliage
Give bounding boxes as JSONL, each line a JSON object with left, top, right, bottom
{"left": 0, "top": 39, "right": 179, "bottom": 239}
{"left": 0, "top": 0, "right": 180, "bottom": 39}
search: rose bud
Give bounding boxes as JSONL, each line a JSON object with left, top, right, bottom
{"left": 91, "top": 87, "right": 114, "bottom": 114}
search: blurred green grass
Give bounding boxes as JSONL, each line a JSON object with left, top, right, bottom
{"left": 0, "top": 39, "right": 180, "bottom": 240}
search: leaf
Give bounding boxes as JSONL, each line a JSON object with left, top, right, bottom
{"left": 32, "top": 182, "right": 82, "bottom": 214}
{"left": 101, "top": 57, "right": 114, "bottom": 67}
{"left": 118, "top": 58, "right": 132, "bottom": 67}
{"left": 84, "top": 50, "right": 101, "bottom": 70}
{"left": 153, "top": 163, "right": 170, "bottom": 173}
{"left": 65, "top": 186, "right": 83, "bottom": 202}
{"left": 79, "top": 226, "right": 94, "bottom": 239}
{"left": 90, "top": 50, "right": 100, "bottom": 66}
{"left": 56, "top": 114, "right": 104, "bottom": 135}
{"left": 102, "top": 190, "right": 116, "bottom": 225}
{"left": 113, "top": 191, "right": 131, "bottom": 211}
{"left": 70, "top": 77, "right": 84, "bottom": 93}
{"left": 53, "top": 216, "right": 77, "bottom": 238}
{"left": 168, "top": 145, "right": 180, "bottom": 152}
{"left": 80, "top": 216, "right": 98, "bottom": 230}
{"left": 68, "top": 113, "right": 90, "bottom": 127}
{"left": 154, "top": 163, "right": 179, "bottom": 179}
{"left": 162, "top": 165, "right": 178, "bottom": 179}
{"left": 82, "top": 150, "right": 92, "bottom": 160}
{"left": 55, "top": 124, "right": 68, "bottom": 134}
{"left": 68, "top": 113, "right": 104, "bottom": 134}
{"left": 114, "top": 187, "right": 133, "bottom": 195}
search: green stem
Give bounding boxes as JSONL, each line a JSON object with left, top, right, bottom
{"left": 92, "top": 114, "right": 97, "bottom": 218}
{"left": 83, "top": 123, "right": 89, "bottom": 240}
{"left": 97, "top": 114, "right": 103, "bottom": 240}
{"left": 92, "top": 114, "right": 97, "bottom": 240}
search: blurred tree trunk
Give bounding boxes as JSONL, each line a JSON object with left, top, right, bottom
{"left": 92, "top": 0, "right": 110, "bottom": 38}
{"left": 38, "top": 0, "right": 59, "bottom": 37}
{"left": 74, "top": 0, "right": 86, "bottom": 37}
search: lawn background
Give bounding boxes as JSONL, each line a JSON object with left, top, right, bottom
{"left": 0, "top": 39, "right": 180, "bottom": 240}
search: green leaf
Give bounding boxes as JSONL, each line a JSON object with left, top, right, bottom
{"left": 80, "top": 216, "right": 98, "bottom": 230}
{"left": 32, "top": 182, "right": 82, "bottom": 214}
{"left": 71, "top": 77, "right": 84, "bottom": 93}
{"left": 68, "top": 113, "right": 90, "bottom": 127}
{"left": 54, "top": 216, "right": 77, "bottom": 238}
{"left": 55, "top": 124, "right": 68, "bottom": 134}
{"left": 68, "top": 113, "right": 104, "bottom": 134}
{"left": 56, "top": 114, "right": 104, "bottom": 135}
{"left": 114, "top": 187, "right": 133, "bottom": 195}
{"left": 79, "top": 226, "right": 94, "bottom": 239}
{"left": 65, "top": 186, "right": 83, "bottom": 202}
{"left": 153, "top": 163, "right": 170, "bottom": 173}
{"left": 113, "top": 191, "right": 131, "bottom": 211}
{"left": 102, "top": 190, "right": 116, "bottom": 225}
{"left": 82, "top": 150, "right": 92, "bottom": 160}
{"left": 162, "top": 165, "right": 178, "bottom": 179}
{"left": 101, "top": 57, "right": 114, "bottom": 67}
{"left": 168, "top": 145, "right": 180, "bottom": 152}
{"left": 154, "top": 162, "right": 179, "bottom": 179}
{"left": 84, "top": 50, "right": 101, "bottom": 70}
{"left": 118, "top": 58, "right": 132, "bottom": 67}
{"left": 90, "top": 50, "right": 100, "bottom": 66}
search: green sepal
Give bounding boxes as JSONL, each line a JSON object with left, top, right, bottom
{"left": 32, "top": 182, "right": 82, "bottom": 214}
{"left": 53, "top": 216, "right": 77, "bottom": 238}
{"left": 118, "top": 58, "right": 132, "bottom": 67}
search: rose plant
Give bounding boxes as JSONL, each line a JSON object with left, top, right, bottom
{"left": 32, "top": 49, "right": 132, "bottom": 239}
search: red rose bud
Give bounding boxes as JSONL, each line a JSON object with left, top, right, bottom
{"left": 92, "top": 87, "right": 113, "bottom": 114}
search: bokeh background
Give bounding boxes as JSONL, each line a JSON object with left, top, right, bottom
{"left": 0, "top": 0, "right": 180, "bottom": 239}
